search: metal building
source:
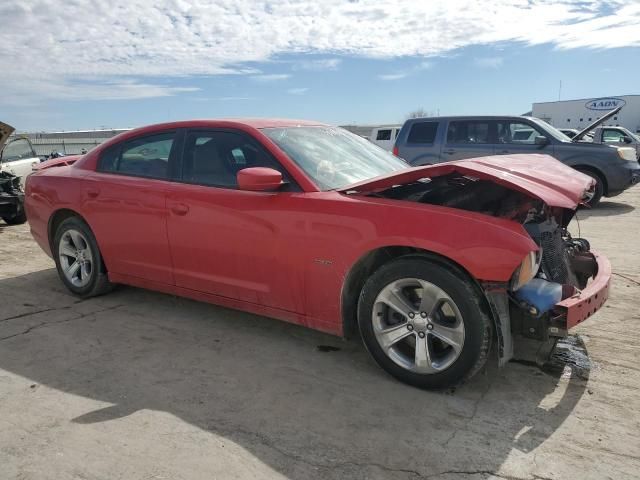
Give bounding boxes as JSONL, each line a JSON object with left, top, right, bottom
{"left": 532, "top": 95, "right": 640, "bottom": 133}
{"left": 11, "top": 128, "right": 129, "bottom": 156}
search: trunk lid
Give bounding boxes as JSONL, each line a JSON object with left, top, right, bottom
{"left": 338, "top": 154, "right": 593, "bottom": 209}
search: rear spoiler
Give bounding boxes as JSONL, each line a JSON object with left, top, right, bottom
{"left": 33, "top": 155, "right": 81, "bottom": 171}
{"left": 572, "top": 106, "right": 622, "bottom": 142}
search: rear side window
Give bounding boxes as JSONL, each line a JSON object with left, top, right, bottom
{"left": 407, "top": 122, "right": 438, "bottom": 144}
{"left": 376, "top": 129, "right": 392, "bottom": 141}
{"left": 99, "top": 132, "right": 175, "bottom": 179}
{"left": 446, "top": 121, "right": 490, "bottom": 144}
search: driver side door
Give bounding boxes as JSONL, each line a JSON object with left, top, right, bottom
{"left": 165, "top": 128, "right": 303, "bottom": 312}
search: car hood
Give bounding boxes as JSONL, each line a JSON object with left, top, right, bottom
{"left": 573, "top": 106, "right": 622, "bottom": 142}
{"left": 338, "top": 154, "right": 594, "bottom": 209}
{"left": 0, "top": 121, "right": 16, "bottom": 151}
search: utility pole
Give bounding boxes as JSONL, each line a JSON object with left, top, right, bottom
{"left": 558, "top": 80, "right": 562, "bottom": 101}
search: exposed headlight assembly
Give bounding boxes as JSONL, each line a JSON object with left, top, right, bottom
{"left": 510, "top": 250, "right": 542, "bottom": 291}
{"left": 617, "top": 147, "right": 637, "bottom": 161}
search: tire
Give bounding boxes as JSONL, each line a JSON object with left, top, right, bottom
{"left": 357, "top": 256, "right": 492, "bottom": 390}
{"left": 2, "top": 211, "right": 27, "bottom": 225}
{"left": 53, "top": 216, "right": 113, "bottom": 298}
{"left": 577, "top": 169, "right": 604, "bottom": 207}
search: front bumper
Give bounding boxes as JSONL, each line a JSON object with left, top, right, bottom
{"left": 554, "top": 251, "right": 611, "bottom": 330}
{"left": 0, "top": 192, "right": 24, "bottom": 218}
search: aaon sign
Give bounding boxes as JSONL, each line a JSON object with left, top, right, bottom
{"left": 585, "top": 97, "right": 626, "bottom": 111}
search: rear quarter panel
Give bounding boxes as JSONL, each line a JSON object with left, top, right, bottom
{"left": 24, "top": 166, "right": 89, "bottom": 257}
{"left": 396, "top": 120, "right": 445, "bottom": 166}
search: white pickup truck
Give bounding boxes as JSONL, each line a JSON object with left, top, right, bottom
{"left": 0, "top": 122, "right": 41, "bottom": 186}
{"left": 589, "top": 125, "right": 640, "bottom": 160}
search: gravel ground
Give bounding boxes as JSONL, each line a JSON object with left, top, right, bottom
{"left": 0, "top": 187, "right": 639, "bottom": 480}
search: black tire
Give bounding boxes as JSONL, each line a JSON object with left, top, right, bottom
{"left": 53, "top": 216, "right": 113, "bottom": 298}
{"left": 357, "top": 256, "right": 492, "bottom": 390}
{"left": 577, "top": 169, "right": 604, "bottom": 207}
{"left": 2, "top": 211, "right": 27, "bottom": 225}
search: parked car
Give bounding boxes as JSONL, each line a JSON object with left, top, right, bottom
{"left": 394, "top": 114, "right": 640, "bottom": 206}
{"left": 370, "top": 125, "right": 402, "bottom": 151}
{"left": 0, "top": 122, "right": 41, "bottom": 186}
{"left": 587, "top": 126, "right": 640, "bottom": 160}
{"left": 25, "top": 119, "right": 610, "bottom": 389}
{"left": 0, "top": 171, "right": 26, "bottom": 225}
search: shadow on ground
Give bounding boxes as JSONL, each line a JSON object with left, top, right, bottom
{"left": 0, "top": 269, "right": 590, "bottom": 479}
{"left": 576, "top": 200, "right": 635, "bottom": 219}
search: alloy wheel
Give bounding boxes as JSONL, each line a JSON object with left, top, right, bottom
{"left": 58, "top": 229, "right": 94, "bottom": 288}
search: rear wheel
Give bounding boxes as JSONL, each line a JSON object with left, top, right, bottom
{"left": 53, "top": 217, "right": 113, "bottom": 298}
{"left": 577, "top": 169, "right": 604, "bottom": 207}
{"left": 357, "top": 257, "right": 492, "bottom": 389}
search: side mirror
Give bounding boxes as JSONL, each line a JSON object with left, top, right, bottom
{"left": 623, "top": 136, "right": 633, "bottom": 144}
{"left": 237, "top": 167, "right": 284, "bottom": 192}
{"left": 534, "top": 135, "right": 549, "bottom": 146}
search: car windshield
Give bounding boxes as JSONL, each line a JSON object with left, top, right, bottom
{"left": 528, "top": 117, "right": 572, "bottom": 143}
{"left": 262, "top": 126, "right": 409, "bottom": 190}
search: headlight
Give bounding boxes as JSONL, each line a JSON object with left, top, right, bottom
{"left": 510, "top": 250, "right": 542, "bottom": 291}
{"left": 617, "top": 147, "right": 637, "bottom": 161}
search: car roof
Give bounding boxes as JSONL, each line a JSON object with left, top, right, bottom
{"left": 125, "top": 118, "right": 328, "bottom": 132}
{"left": 404, "top": 116, "right": 538, "bottom": 122}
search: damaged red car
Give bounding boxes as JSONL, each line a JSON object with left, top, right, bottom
{"left": 24, "top": 120, "right": 611, "bottom": 389}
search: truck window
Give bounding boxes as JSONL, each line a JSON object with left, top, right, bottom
{"left": 446, "top": 121, "right": 489, "bottom": 144}
{"left": 407, "top": 122, "right": 438, "bottom": 144}
{"left": 602, "top": 129, "right": 625, "bottom": 143}
{"left": 376, "top": 129, "right": 392, "bottom": 141}
{"left": 497, "top": 122, "right": 543, "bottom": 144}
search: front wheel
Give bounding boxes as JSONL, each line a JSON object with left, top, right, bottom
{"left": 577, "top": 169, "right": 604, "bottom": 207}
{"left": 357, "top": 257, "right": 492, "bottom": 389}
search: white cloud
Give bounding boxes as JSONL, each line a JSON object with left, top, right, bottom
{"left": 287, "top": 87, "right": 309, "bottom": 95}
{"left": 250, "top": 74, "right": 291, "bottom": 82}
{"left": 378, "top": 73, "right": 407, "bottom": 81}
{"left": 474, "top": 57, "right": 504, "bottom": 68}
{"left": 1, "top": 0, "right": 638, "bottom": 102}
{"left": 293, "top": 59, "right": 342, "bottom": 71}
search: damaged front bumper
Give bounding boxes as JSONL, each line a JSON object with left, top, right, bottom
{"left": 484, "top": 250, "right": 612, "bottom": 366}
{"left": 554, "top": 251, "right": 611, "bottom": 330}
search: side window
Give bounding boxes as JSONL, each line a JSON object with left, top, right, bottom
{"left": 446, "top": 121, "right": 489, "bottom": 144}
{"left": 376, "top": 129, "right": 392, "bottom": 141}
{"left": 407, "top": 122, "right": 438, "bottom": 144}
{"left": 496, "top": 122, "right": 542, "bottom": 144}
{"left": 1, "top": 138, "right": 35, "bottom": 163}
{"left": 100, "top": 132, "right": 174, "bottom": 179}
{"left": 182, "top": 130, "right": 293, "bottom": 189}
{"left": 602, "top": 129, "right": 624, "bottom": 143}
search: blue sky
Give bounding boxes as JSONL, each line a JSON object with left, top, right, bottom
{"left": 2, "top": 1, "right": 639, "bottom": 131}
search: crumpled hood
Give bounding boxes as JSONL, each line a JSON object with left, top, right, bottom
{"left": 339, "top": 154, "right": 594, "bottom": 209}
{"left": 0, "top": 121, "right": 16, "bottom": 151}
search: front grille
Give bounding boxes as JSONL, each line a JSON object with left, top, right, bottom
{"left": 540, "top": 229, "right": 576, "bottom": 285}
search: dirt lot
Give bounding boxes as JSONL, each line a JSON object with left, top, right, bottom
{"left": 1, "top": 189, "right": 639, "bottom": 480}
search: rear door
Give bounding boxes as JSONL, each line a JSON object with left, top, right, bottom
{"left": 165, "top": 128, "right": 302, "bottom": 311}
{"left": 397, "top": 120, "right": 441, "bottom": 165}
{"left": 442, "top": 120, "right": 495, "bottom": 161}
{"left": 495, "top": 120, "right": 551, "bottom": 155}
{"left": 82, "top": 131, "right": 178, "bottom": 284}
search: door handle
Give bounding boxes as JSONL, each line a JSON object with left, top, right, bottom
{"left": 170, "top": 203, "right": 189, "bottom": 216}
{"left": 498, "top": 150, "right": 510, "bottom": 154}
{"left": 86, "top": 187, "right": 100, "bottom": 198}
{"left": 443, "top": 149, "right": 456, "bottom": 155}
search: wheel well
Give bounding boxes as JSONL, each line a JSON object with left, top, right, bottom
{"left": 573, "top": 165, "right": 607, "bottom": 195}
{"left": 340, "top": 246, "right": 492, "bottom": 339}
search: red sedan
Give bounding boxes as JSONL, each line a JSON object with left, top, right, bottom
{"left": 25, "top": 119, "right": 611, "bottom": 389}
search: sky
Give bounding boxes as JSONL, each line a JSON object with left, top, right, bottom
{"left": 2, "top": 0, "right": 640, "bottom": 132}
